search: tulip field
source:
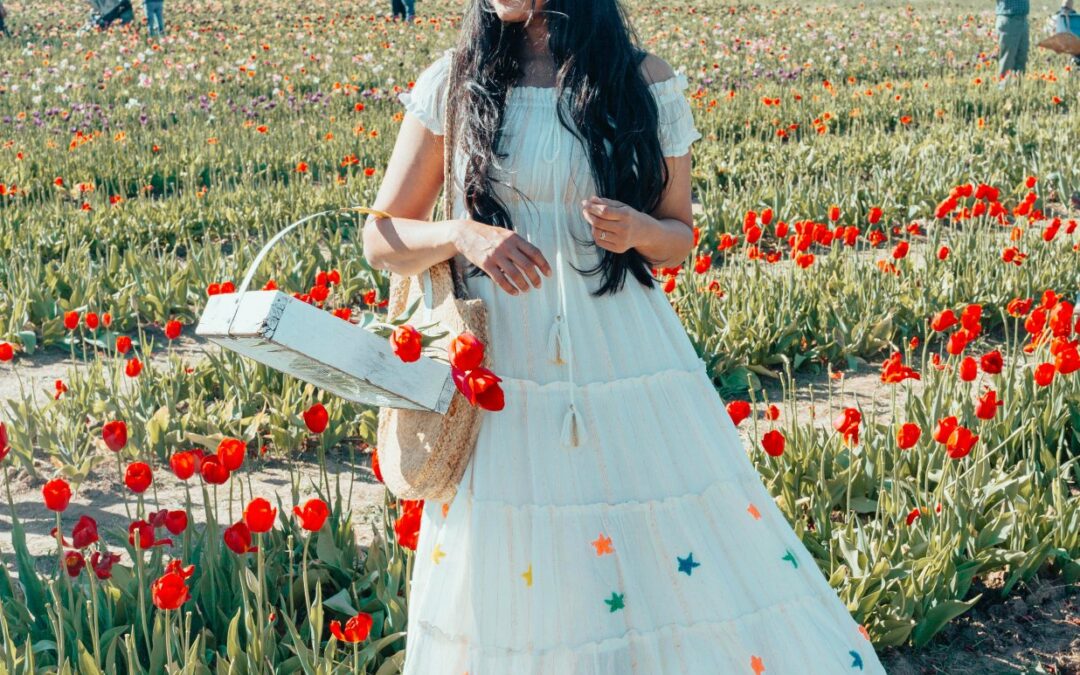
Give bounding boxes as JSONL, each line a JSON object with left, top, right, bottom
{"left": 0, "top": 0, "right": 1079, "bottom": 672}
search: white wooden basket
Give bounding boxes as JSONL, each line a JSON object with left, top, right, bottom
{"left": 195, "top": 209, "right": 455, "bottom": 413}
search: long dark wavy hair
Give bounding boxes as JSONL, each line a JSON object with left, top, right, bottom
{"left": 447, "top": 0, "right": 669, "bottom": 296}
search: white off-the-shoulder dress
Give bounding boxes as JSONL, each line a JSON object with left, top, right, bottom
{"left": 396, "top": 48, "right": 888, "bottom": 675}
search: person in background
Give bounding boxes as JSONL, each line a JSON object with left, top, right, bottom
{"left": 391, "top": 0, "right": 415, "bottom": 23}
{"left": 1056, "top": 0, "right": 1080, "bottom": 66}
{"left": 145, "top": 0, "right": 164, "bottom": 36}
{"left": 996, "top": 0, "right": 1031, "bottom": 80}
{"left": 0, "top": 0, "right": 11, "bottom": 37}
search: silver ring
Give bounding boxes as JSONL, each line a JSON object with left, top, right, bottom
{"left": 599, "top": 231, "right": 607, "bottom": 241}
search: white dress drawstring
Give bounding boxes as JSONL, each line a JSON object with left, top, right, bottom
{"left": 540, "top": 90, "right": 585, "bottom": 448}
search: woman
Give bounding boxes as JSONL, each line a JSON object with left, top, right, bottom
{"left": 363, "top": 1, "right": 888, "bottom": 672}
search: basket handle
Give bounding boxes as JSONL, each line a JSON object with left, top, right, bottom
{"left": 235, "top": 207, "right": 391, "bottom": 297}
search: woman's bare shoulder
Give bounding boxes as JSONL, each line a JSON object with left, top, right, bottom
{"left": 639, "top": 52, "right": 676, "bottom": 86}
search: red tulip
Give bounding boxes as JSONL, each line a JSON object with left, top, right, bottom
{"left": 244, "top": 497, "right": 277, "bottom": 534}
{"left": 303, "top": 403, "right": 329, "bottom": 434}
{"left": 449, "top": 332, "right": 485, "bottom": 371}
{"left": 151, "top": 571, "right": 191, "bottom": 610}
{"left": 930, "top": 309, "right": 958, "bottom": 332}
{"left": 102, "top": 420, "right": 128, "bottom": 452}
{"left": 43, "top": 479, "right": 72, "bottom": 512}
{"left": 102, "top": 312, "right": 112, "bottom": 328}
{"left": 868, "top": 206, "right": 882, "bottom": 224}
{"left": 128, "top": 520, "right": 171, "bottom": 549}
{"left": 223, "top": 521, "right": 258, "bottom": 555}
{"left": 170, "top": 450, "right": 199, "bottom": 480}
{"left": 85, "top": 312, "right": 100, "bottom": 330}
{"left": 832, "top": 408, "right": 861, "bottom": 445}
{"left": 725, "top": 400, "right": 751, "bottom": 426}
{"left": 125, "top": 358, "right": 143, "bottom": 378}
{"left": 217, "top": 437, "right": 246, "bottom": 471}
{"left": 764, "top": 404, "right": 780, "bottom": 421}
{"left": 393, "top": 499, "right": 423, "bottom": 550}
{"left": 905, "top": 507, "right": 921, "bottom": 526}
{"left": 1033, "top": 363, "right": 1055, "bottom": 387}
{"left": 958, "top": 356, "right": 978, "bottom": 382}
{"left": 64, "top": 311, "right": 80, "bottom": 330}
{"left": 0, "top": 342, "right": 13, "bottom": 361}
{"left": 0, "top": 422, "right": 9, "bottom": 463}
{"left": 980, "top": 350, "right": 1003, "bottom": 374}
{"left": 199, "top": 454, "right": 230, "bottom": 484}
{"left": 828, "top": 205, "right": 840, "bottom": 222}
{"left": 116, "top": 335, "right": 132, "bottom": 354}
{"left": 124, "top": 462, "right": 153, "bottom": 493}
{"left": 71, "top": 515, "right": 99, "bottom": 549}
{"left": 896, "top": 422, "right": 921, "bottom": 449}
{"left": 65, "top": 550, "right": 86, "bottom": 577}
{"left": 975, "top": 390, "right": 1002, "bottom": 420}
{"left": 330, "top": 612, "right": 374, "bottom": 643}
{"left": 760, "top": 429, "right": 785, "bottom": 457}
{"left": 164, "top": 510, "right": 188, "bottom": 535}
{"left": 90, "top": 551, "right": 121, "bottom": 580}
{"left": 164, "top": 320, "right": 182, "bottom": 340}
{"left": 390, "top": 325, "right": 423, "bottom": 362}
{"left": 370, "top": 447, "right": 383, "bottom": 483}
{"left": 451, "top": 366, "right": 505, "bottom": 411}
{"left": 933, "top": 416, "right": 958, "bottom": 444}
{"left": 946, "top": 426, "right": 979, "bottom": 460}
{"left": 293, "top": 498, "right": 330, "bottom": 532}
{"left": 881, "top": 351, "right": 920, "bottom": 384}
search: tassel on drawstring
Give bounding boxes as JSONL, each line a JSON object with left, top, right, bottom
{"left": 561, "top": 403, "right": 585, "bottom": 448}
{"left": 548, "top": 314, "right": 568, "bottom": 365}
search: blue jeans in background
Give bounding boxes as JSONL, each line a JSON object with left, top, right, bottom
{"left": 391, "top": 0, "right": 415, "bottom": 21}
{"left": 145, "top": 1, "right": 164, "bottom": 35}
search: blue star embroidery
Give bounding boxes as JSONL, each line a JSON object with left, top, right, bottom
{"left": 849, "top": 650, "right": 864, "bottom": 670}
{"left": 677, "top": 553, "right": 700, "bottom": 576}
{"left": 781, "top": 547, "right": 799, "bottom": 568}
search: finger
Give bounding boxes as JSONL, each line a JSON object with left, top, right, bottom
{"left": 507, "top": 250, "right": 543, "bottom": 288}
{"left": 583, "top": 201, "right": 625, "bottom": 221}
{"left": 516, "top": 239, "right": 553, "bottom": 277}
{"left": 582, "top": 210, "right": 622, "bottom": 234}
{"left": 485, "top": 264, "right": 520, "bottom": 296}
{"left": 496, "top": 258, "right": 531, "bottom": 294}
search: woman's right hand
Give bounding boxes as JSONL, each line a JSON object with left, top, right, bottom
{"left": 451, "top": 219, "right": 552, "bottom": 296}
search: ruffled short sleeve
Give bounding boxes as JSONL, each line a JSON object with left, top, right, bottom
{"left": 398, "top": 48, "right": 453, "bottom": 136}
{"left": 650, "top": 73, "right": 703, "bottom": 157}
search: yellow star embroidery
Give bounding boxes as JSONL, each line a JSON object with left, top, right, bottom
{"left": 591, "top": 533, "right": 614, "bottom": 556}
{"left": 432, "top": 544, "right": 446, "bottom": 564}
{"left": 750, "top": 654, "right": 766, "bottom": 674}
{"left": 747, "top": 503, "right": 761, "bottom": 520}
{"left": 521, "top": 564, "right": 533, "bottom": 587}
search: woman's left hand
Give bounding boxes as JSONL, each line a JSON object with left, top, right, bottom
{"left": 580, "top": 196, "right": 656, "bottom": 254}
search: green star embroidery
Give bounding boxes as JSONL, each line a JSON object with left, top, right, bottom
{"left": 604, "top": 592, "right": 625, "bottom": 613}
{"left": 677, "top": 553, "right": 700, "bottom": 576}
{"left": 782, "top": 547, "right": 799, "bottom": 568}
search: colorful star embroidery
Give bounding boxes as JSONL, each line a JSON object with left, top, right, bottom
{"left": 857, "top": 624, "right": 870, "bottom": 641}
{"left": 432, "top": 544, "right": 446, "bottom": 564}
{"left": 677, "top": 553, "right": 700, "bottom": 576}
{"left": 441, "top": 502, "right": 450, "bottom": 518}
{"left": 747, "top": 502, "right": 761, "bottom": 520}
{"left": 604, "top": 591, "right": 625, "bottom": 612}
{"left": 591, "top": 533, "right": 614, "bottom": 557}
{"left": 781, "top": 547, "right": 798, "bottom": 568}
{"left": 849, "top": 651, "right": 864, "bottom": 669}
{"left": 750, "top": 654, "right": 766, "bottom": 674}
{"left": 521, "top": 564, "right": 533, "bottom": 587}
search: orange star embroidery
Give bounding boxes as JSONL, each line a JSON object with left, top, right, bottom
{"left": 750, "top": 654, "right": 766, "bottom": 674}
{"left": 591, "top": 533, "right": 614, "bottom": 556}
{"left": 747, "top": 503, "right": 761, "bottom": 520}
{"left": 441, "top": 502, "right": 450, "bottom": 518}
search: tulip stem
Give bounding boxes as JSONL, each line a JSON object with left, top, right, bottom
{"left": 86, "top": 564, "right": 102, "bottom": 669}
{"left": 53, "top": 512, "right": 66, "bottom": 668}
{"left": 117, "top": 452, "right": 131, "bottom": 520}
{"left": 164, "top": 609, "right": 173, "bottom": 671}
{"left": 301, "top": 535, "right": 316, "bottom": 658}
{"left": 255, "top": 533, "right": 266, "bottom": 667}
{"left": 133, "top": 550, "right": 152, "bottom": 660}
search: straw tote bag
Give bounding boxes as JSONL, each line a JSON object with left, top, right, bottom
{"left": 375, "top": 54, "right": 490, "bottom": 503}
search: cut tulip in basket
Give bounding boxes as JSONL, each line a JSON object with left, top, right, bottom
{"left": 195, "top": 206, "right": 501, "bottom": 503}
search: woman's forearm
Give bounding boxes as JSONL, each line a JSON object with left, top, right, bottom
{"left": 362, "top": 216, "right": 462, "bottom": 277}
{"left": 634, "top": 215, "right": 696, "bottom": 270}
